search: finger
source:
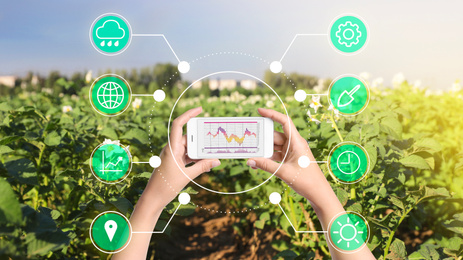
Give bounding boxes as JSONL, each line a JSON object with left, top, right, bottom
{"left": 247, "top": 157, "right": 280, "bottom": 174}
{"left": 185, "top": 157, "right": 200, "bottom": 165}
{"left": 182, "top": 135, "right": 187, "bottom": 147}
{"left": 274, "top": 145, "right": 283, "bottom": 152}
{"left": 274, "top": 131, "right": 286, "bottom": 146}
{"left": 258, "top": 108, "right": 297, "bottom": 140}
{"left": 171, "top": 107, "right": 202, "bottom": 145}
{"left": 270, "top": 151, "right": 284, "bottom": 162}
{"left": 186, "top": 159, "right": 221, "bottom": 179}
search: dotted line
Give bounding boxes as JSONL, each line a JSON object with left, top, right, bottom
{"left": 192, "top": 201, "right": 268, "bottom": 214}
{"left": 146, "top": 52, "right": 307, "bottom": 214}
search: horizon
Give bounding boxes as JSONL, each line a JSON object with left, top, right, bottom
{"left": 1, "top": 1, "right": 462, "bottom": 90}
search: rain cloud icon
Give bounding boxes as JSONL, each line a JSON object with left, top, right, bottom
{"left": 96, "top": 20, "right": 126, "bottom": 47}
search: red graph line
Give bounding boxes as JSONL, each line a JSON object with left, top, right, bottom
{"left": 206, "top": 127, "right": 257, "bottom": 145}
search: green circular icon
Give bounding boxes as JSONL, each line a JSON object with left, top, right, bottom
{"left": 90, "top": 141, "right": 132, "bottom": 183}
{"left": 328, "top": 75, "right": 369, "bottom": 115}
{"left": 89, "top": 74, "right": 132, "bottom": 116}
{"left": 328, "top": 142, "right": 369, "bottom": 184}
{"left": 328, "top": 212, "right": 369, "bottom": 252}
{"left": 90, "top": 211, "right": 132, "bottom": 254}
{"left": 329, "top": 14, "right": 368, "bottom": 54}
{"left": 90, "top": 13, "right": 132, "bottom": 55}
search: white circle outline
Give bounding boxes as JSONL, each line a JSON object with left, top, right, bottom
{"left": 89, "top": 74, "right": 133, "bottom": 117}
{"left": 89, "top": 13, "right": 133, "bottom": 56}
{"left": 327, "top": 13, "right": 370, "bottom": 56}
{"left": 336, "top": 151, "right": 360, "bottom": 174}
{"left": 327, "top": 141, "right": 370, "bottom": 184}
{"left": 89, "top": 211, "right": 133, "bottom": 254}
{"left": 89, "top": 141, "right": 133, "bottom": 184}
{"left": 327, "top": 211, "right": 370, "bottom": 254}
{"left": 327, "top": 73, "right": 370, "bottom": 116}
{"left": 167, "top": 70, "right": 291, "bottom": 195}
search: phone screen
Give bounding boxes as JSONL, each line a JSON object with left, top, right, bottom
{"left": 195, "top": 118, "right": 265, "bottom": 157}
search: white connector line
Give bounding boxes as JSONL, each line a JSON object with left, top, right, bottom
{"left": 313, "top": 161, "right": 328, "bottom": 164}
{"left": 132, "top": 33, "right": 181, "bottom": 62}
{"left": 278, "top": 203, "right": 327, "bottom": 234}
{"left": 132, "top": 94, "right": 153, "bottom": 97}
{"left": 280, "top": 33, "right": 328, "bottom": 62}
{"left": 132, "top": 204, "right": 181, "bottom": 234}
{"left": 132, "top": 161, "right": 149, "bottom": 164}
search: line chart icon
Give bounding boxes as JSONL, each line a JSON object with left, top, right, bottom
{"left": 90, "top": 139, "right": 132, "bottom": 184}
{"left": 89, "top": 74, "right": 132, "bottom": 116}
{"left": 329, "top": 14, "right": 369, "bottom": 55}
{"left": 90, "top": 13, "right": 132, "bottom": 55}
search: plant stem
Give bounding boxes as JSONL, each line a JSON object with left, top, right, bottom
{"left": 383, "top": 206, "right": 414, "bottom": 259}
{"left": 328, "top": 114, "right": 344, "bottom": 142}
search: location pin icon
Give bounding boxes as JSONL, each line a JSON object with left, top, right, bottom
{"left": 105, "top": 220, "right": 117, "bottom": 242}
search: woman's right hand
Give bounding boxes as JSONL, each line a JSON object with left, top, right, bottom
{"left": 247, "top": 108, "right": 330, "bottom": 203}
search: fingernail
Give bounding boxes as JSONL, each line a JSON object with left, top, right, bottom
{"left": 247, "top": 160, "right": 256, "bottom": 167}
{"left": 211, "top": 160, "right": 221, "bottom": 168}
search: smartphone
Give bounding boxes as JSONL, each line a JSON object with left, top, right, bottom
{"left": 187, "top": 117, "right": 274, "bottom": 159}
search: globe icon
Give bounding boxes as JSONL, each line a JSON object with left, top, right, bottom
{"left": 96, "top": 82, "right": 125, "bottom": 109}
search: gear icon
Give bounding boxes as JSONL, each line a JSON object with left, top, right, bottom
{"left": 335, "top": 21, "right": 362, "bottom": 47}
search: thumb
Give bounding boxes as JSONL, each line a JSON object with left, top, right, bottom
{"left": 247, "top": 158, "right": 280, "bottom": 174}
{"left": 187, "top": 159, "right": 221, "bottom": 178}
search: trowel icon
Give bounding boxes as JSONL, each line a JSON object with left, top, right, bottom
{"left": 337, "top": 84, "right": 361, "bottom": 107}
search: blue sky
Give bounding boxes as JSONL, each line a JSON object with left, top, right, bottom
{"left": 1, "top": 0, "right": 462, "bottom": 89}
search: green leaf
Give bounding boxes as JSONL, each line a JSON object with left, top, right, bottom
{"left": 0, "top": 178, "right": 22, "bottom": 225}
{"left": 399, "top": 154, "right": 430, "bottom": 170}
{"left": 0, "top": 102, "right": 13, "bottom": 111}
{"left": 389, "top": 196, "right": 404, "bottom": 210}
{"left": 25, "top": 231, "right": 69, "bottom": 256}
{"left": 5, "top": 158, "right": 38, "bottom": 185}
{"left": 0, "top": 136, "right": 22, "bottom": 145}
{"left": 44, "top": 131, "right": 61, "bottom": 146}
{"left": 255, "top": 212, "right": 270, "bottom": 229}
{"left": 421, "top": 187, "right": 450, "bottom": 201}
{"left": 109, "top": 197, "right": 133, "bottom": 215}
{"left": 413, "top": 138, "right": 442, "bottom": 153}
{"left": 443, "top": 213, "right": 463, "bottom": 235}
{"left": 447, "top": 237, "right": 463, "bottom": 251}
{"left": 0, "top": 145, "right": 13, "bottom": 155}
{"left": 274, "top": 249, "right": 298, "bottom": 260}
{"left": 100, "top": 127, "right": 118, "bottom": 140}
{"left": 381, "top": 117, "right": 402, "bottom": 138}
{"left": 229, "top": 166, "right": 244, "bottom": 176}
{"left": 418, "top": 244, "right": 440, "bottom": 260}
{"left": 408, "top": 251, "right": 424, "bottom": 259}
{"left": 120, "top": 128, "right": 149, "bottom": 144}
{"left": 386, "top": 238, "right": 406, "bottom": 259}
{"left": 333, "top": 186, "right": 349, "bottom": 206}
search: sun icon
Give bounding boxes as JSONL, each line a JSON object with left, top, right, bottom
{"left": 329, "top": 212, "right": 369, "bottom": 252}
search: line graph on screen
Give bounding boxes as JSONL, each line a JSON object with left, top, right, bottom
{"left": 203, "top": 121, "right": 259, "bottom": 154}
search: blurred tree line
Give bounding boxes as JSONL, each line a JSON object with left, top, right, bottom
{"left": 0, "top": 63, "right": 329, "bottom": 98}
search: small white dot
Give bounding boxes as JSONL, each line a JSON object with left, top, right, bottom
{"left": 270, "top": 61, "right": 282, "bottom": 73}
{"left": 298, "top": 155, "right": 311, "bottom": 168}
{"left": 269, "top": 192, "right": 282, "bottom": 204}
{"left": 149, "top": 156, "right": 162, "bottom": 168}
{"left": 178, "top": 193, "right": 190, "bottom": 205}
{"left": 178, "top": 61, "right": 190, "bottom": 73}
{"left": 294, "top": 90, "right": 307, "bottom": 102}
{"left": 153, "top": 90, "right": 166, "bottom": 102}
